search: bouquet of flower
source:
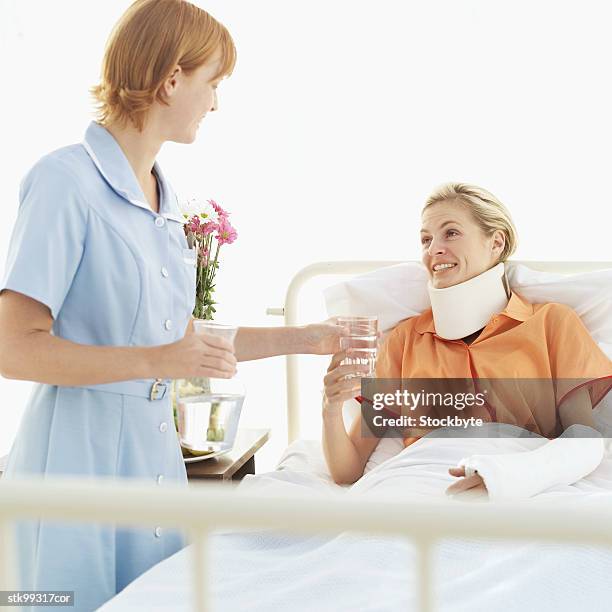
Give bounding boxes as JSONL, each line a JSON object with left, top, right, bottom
{"left": 174, "top": 198, "right": 239, "bottom": 455}
{"left": 181, "top": 198, "right": 238, "bottom": 320}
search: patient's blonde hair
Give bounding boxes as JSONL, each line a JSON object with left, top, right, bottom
{"left": 90, "top": 0, "right": 237, "bottom": 132}
{"left": 422, "top": 183, "right": 518, "bottom": 262}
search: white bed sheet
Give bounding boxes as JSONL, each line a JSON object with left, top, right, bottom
{"left": 100, "top": 426, "right": 612, "bottom": 612}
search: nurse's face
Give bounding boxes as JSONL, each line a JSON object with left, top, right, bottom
{"left": 160, "top": 49, "right": 224, "bottom": 144}
{"left": 420, "top": 201, "right": 505, "bottom": 289}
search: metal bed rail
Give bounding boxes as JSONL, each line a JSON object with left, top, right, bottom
{"left": 2, "top": 477, "right": 612, "bottom": 611}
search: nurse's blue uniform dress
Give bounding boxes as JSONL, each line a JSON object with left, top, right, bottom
{"left": 1, "top": 121, "right": 196, "bottom": 611}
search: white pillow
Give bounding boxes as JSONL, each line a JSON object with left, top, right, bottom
{"left": 325, "top": 261, "right": 612, "bottom": 459}
{"left": 324, "top": 262, "right": 428, "bottom": 333}
{"left": 324, "top": 261, "right": 612, "bottom": 344}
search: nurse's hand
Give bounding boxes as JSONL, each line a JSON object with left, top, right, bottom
{"left": 302, "top": 318, "right": 383, "bottom": 355}
{"left": 302, "top": 318, "right": 343, "bottom": 355}
{"left": 157, "top": 333, "right": 237, "bottom": 379}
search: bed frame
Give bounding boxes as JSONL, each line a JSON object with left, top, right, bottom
{"left": 1, "top": 260, "right": 611, "bottom": 612}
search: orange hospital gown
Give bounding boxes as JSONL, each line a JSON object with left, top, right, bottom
{"left": 374, "top": 291, "right": 612, "bottom": 445}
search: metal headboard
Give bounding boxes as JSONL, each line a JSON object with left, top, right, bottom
{"left": 268, "top": 260, "right": 612, "bottom": 443}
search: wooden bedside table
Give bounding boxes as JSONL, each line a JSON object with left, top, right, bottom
{"left": 184, "top": 428, "right": 270, "bottom": 482}
{"left": 0, "top": 429, "right": 271, "bottom": 482}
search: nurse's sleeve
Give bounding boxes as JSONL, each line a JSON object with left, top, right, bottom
{"left": 0, "top": 157, "right": 88, "bottom": 320}
{"left": 548, "top": 305, "right": 612, "bottom": 413}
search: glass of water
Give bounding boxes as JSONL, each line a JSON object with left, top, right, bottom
{"left": 192, "top": 321, "right": 238, "bottom": 343}
{"left": 338, "top": 315, "right": 378, "bottom": 378}
{"left": 176, "top": 321, "right": 245, "bottom": 455}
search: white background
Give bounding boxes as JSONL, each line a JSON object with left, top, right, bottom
{"left": 0, "top": 0, "right": 610, "bottom": 471}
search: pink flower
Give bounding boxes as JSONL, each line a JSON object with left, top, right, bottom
{"left": 201, "top": 221, "right": 218, "bottom": 236}
{"left": 216, "top": 218, "right": 237, "bottom": 245}
{"left": 186, "top": 215, "right": 200, "bottom": 233}
{"left": 208, "top": 199, "right": 229, "bottom": 220}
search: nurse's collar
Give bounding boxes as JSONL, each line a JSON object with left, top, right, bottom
{"left": 82, "top": 121, "right": 183, "bottom": 223}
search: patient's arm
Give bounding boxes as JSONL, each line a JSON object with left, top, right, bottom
{"left": 558, "top": 385, "right": 597, "bottom": 431}
{"left": 451, "top": 387, "right": 604, "bottom": 501}
{"left": 322, "top": 326, "right": 403, "bottom": 484}
{"left": 322, "top": 352, "right": 380, "bottom": 485}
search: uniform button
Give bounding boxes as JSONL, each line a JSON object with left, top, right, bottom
{"left": 156, "top": 474, "right": 164, "bottom": 485}
{"left": 154, "top": 526, "right": 162, "bottom": 538}
{"left": 164, "top": 319, "right": 173, "bottom": 331}
{"left": 154, "top": 216, "right": 166, "bottom": 228}
{"left": 159, "top": 422, "right": 168, "bottom": 433}
{"left": 161, "top": 266, "right": 169, "bottom": 278}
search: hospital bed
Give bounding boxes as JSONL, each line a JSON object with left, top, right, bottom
{"left": 1, "top": 260, "right": 611, "bottom": 612}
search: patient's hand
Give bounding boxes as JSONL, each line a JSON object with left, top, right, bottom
{"left": 446, "top": 466, "right": 488, "bottom": 500}
{"left": 322, "top": 350, "right": 370, "bottom": 412}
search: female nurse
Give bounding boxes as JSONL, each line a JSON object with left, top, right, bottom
{"left": 0, "top": 1, "right": 338, "bottom": 610}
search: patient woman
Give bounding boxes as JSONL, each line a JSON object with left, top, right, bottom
{"left": 322, "top": 183, "right": 612, "bottom": 499}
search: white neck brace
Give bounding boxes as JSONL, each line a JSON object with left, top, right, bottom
{"left": 428, "top": 262, "right": 510, "bottom": 340}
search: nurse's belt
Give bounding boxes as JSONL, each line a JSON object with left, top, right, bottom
{"left": 70, "top": 378, "right": 171, "bottom": 401}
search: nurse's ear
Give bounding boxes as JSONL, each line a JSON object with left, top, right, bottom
{"left": 161, "top": 65, "right": 183, "bottom": 101}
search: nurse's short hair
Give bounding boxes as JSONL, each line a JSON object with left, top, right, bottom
{"left": 422, "top": 183, "right": 518, "bottom": 262}
{"left": 90, "top": 0, "right": 236, "bottom": 132}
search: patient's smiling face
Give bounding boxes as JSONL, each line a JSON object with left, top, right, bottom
{"left": 421, "top": 201, "right": 505, "bottom": 289}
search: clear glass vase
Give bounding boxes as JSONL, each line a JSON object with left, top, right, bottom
{"left": 173, "top": 322, "right": 244, "bottom": 456}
